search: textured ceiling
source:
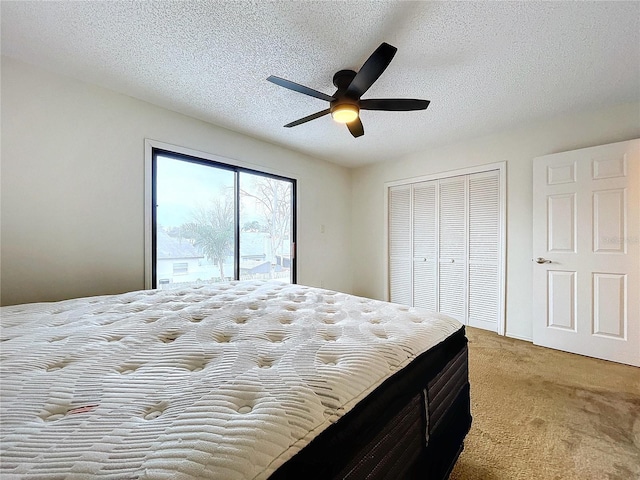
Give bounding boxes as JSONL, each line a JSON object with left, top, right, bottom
{"left": 2, "top": 1, "right": 639, "bottom": 168}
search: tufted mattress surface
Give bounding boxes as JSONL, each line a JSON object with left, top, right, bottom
{"left": 0, "top": 280, "right": 462, "bottom": 479}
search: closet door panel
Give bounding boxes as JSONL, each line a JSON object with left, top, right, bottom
{"left": 413, "top": 182, "right": 437, "bottom": 257}
{"left": 438, "top": 176, "right": 467, "bottom": 321}
{"left": 439, "top": 262, "right": 465, "bottom": 321}
{"left": 468, "top": 171, "right": 500, "bottom": 328}
{"left": 439, "top": 177, "right": 466, "bottom": 262}
{"left": 389, "top": 185, "right": 411, "bottom": 304}
{"left": 387, "top": 168, "right": 502, "bottom": 332}
{"left": 413, "top": 181, "right": 438, "bottom": 310}
{"left": 414, "top": 261, "right": 437, "bottom": 310}
{"left": 469, "top": 264, "right": 499, "bottom": 329}
{"left": 390, "top": 258, "right": 412, "bottom": 305}
{"left": 469, "top": 172, "right": 500, "bottom": 263}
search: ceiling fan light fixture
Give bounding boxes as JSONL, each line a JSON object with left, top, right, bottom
{"left": 331, "top": 104, "right": 359, "bottom": 124}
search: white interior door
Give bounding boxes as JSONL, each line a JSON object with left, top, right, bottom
{"left": 532, "top": 139, "right": 640, "bottom": 366}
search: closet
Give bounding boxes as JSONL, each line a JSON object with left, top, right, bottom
{"left": 387, "top": 167, "right": 504, "bottom": 333}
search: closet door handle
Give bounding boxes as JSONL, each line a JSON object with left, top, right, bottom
{"left": 535, "top": 257, "right": 552, "bottom": 264}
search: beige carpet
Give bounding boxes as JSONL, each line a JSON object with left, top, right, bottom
{"left": 449, "top": 327, "right": 640, "bottom": 480}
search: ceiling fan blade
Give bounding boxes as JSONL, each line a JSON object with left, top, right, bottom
{"left": 347, "top": 118, "right": 364, "bottom": 138}
{"left": 284, "top": 109, "right": 331, "bottom": 128}
{"left": 360, "top": 99, "right": 430, "bottom": 111}
{"left": 346, "top": 43, "right": 397, "bottom": 98}
{"left": 267, "top": 76, "right": 334, "bottom": 102}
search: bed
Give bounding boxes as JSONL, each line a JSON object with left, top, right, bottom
{"left": 0, "top": 280, "right": 471, "bottom": 479}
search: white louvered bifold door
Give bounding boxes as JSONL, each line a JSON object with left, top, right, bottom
{"left": 412, "top": 181, "right": 437, "bottom": 311}
{"left": 438, "top": 176, "right": 467, "bottom": 322}
{"left": 387, "top": 168, "right": 502, "bottom": 332}
{"left": 388, "top": 185, "right": 411, "bottom": 305}
{"left": 468, "top": 171, "right": 500, "bottom": 330}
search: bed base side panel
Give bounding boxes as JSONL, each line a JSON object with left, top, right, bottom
{"left": 337, "top": 393, "right": 424, "bottom": 480}
{"left": 270, "top": 328, "right": 471, "bottom": 480}
{"left": 418, "top": 382, "right": 471, "bottom": 479}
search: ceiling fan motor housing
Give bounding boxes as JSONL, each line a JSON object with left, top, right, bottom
{"left": 332, "top": 69, "right": 357, "bottom": 90}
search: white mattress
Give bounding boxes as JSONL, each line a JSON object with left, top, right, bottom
{"left": 0, "top": 280, "right": 462, "bottom": 479}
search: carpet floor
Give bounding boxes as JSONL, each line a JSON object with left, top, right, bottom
{"left": 449, "top": 327, "right": 640, "bottom": 480}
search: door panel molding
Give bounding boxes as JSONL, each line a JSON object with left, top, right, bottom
{"left": 592, "top": 272, "right": 627, "bottom": 340}
{"left": 592, "top": 188, "right": 626, "bottom": 253}
{"left": 547, "top": 270, "right": 577, "bottom": 331}
{"left": 547, "top": 193, "right": 576, "bottom": 252}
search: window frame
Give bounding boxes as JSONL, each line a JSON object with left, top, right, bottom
{"left": 144, "top": 140, "right": 297, "bottom": 289}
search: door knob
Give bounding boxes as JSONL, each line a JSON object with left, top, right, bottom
{"left": 535, "top": 257, "right": 552, "bottom": 264}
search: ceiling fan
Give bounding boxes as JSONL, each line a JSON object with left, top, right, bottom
{"left": 267, "top": 42, "right": 430, "bottom": 138}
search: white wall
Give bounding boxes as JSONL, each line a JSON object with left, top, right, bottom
{"left": 3, "top": 55, "right": 638, "bottom": 339}
{"left": 351, "top": 102, "right": 640, "bottom": 340}
{"left": 1, "top": 57, "right": 353, "bottom": 306}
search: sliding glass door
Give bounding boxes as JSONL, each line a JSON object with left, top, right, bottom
{"left": 239, "top": 172, "right": 293, "bottom": 282}
{"left": 152, "top": 149, "right": 295, "bottom": 289}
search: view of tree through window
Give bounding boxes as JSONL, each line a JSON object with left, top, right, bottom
{"left": 154, "top": 152, "right": 295, "bottom": 288}
{"left": 240, "top": 173, "right": 292, "bottom": 281}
